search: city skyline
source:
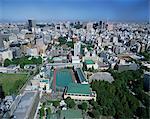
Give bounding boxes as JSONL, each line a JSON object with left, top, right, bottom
{"left": 0, "top": 2, "right": 150, "bottom": 118}
{"left": 0, "top": 0, "right": 149, "bottom": 22}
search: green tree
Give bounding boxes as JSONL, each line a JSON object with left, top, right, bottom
{"left": 104, "top": 46, "right": 108, "bottom": 50}
{"left": 46, "top": 107, "right": 51, "bottom": 117}
{"left": 65, "top": 97, "right": 75, "bottom": 108}
{"left": 53, "top": 101, "right": 60, "bottom": 108}
{"left": 139, "top": 51, "right": 150, "bottom": 61}
{"left": 79, "top": 102, "right": 88, "bottom": 111}
{"left": 92, "top": 109, "right": 100, "bottom": 119}
{"left": 39, "top": 107, "right": 45, "bottom": 118}
{"left": 47, "top": 107, "right": 51, "bottom": 114}
{"left": 58, "top": 36, "right": 67, "bottom": 45}
{"left": 4, "top": 59, "right": 12, "bottom": 67}
{"left": 136, "top": 107, "right": 150, "bottom": 118}
{"left": 0, "top": 85, "right": 5, "bottom": 100}
{"left": 66, "top": 41, "right": 74, "bottom": 48}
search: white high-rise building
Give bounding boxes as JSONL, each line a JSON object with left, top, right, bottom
{"left": 74, "top": 42, "right": 81, "bottom": 56}
{"left": 87, "top": 22, "right": 93, "bottom": 31}
{"left": 113, "top": 36, "right": 118, "bottom": 44}
{"left": 97, "top": 37, "right": 102, "bottom": 47}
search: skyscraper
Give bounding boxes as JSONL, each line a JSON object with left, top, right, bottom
{"left": 28, "top": 20, "right": 36, "bottom": 32}
{"left": 87, "top": 22, "right": 93, "bottom": 31}
{"left": 74, "top": 41, "right": 81, "bottom": 56}
{"left": 99, "top": 21, "right": 102, "bottom": 29}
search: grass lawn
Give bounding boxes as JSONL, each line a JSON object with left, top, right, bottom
{"left": 0, "top": 73, "right": 28, "bottom": 95}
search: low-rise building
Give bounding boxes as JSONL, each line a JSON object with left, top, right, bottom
{"left": 141, "top": 61, "right": 150, "bottom": 69}
{"left": 39, "top": 79, "right": 50, "bottom": 91}
{"left": 0, "top": 65, "right": 20, "bottom": 73}
{"left": 117, "top": 62, "right": 139, "bottom": 72}
{"left": 89, "top": 72, "right": 114, "bottom": 83}
{"left": 72, "top": 56, "right": 80, "bottom": 64}
{"left": 0, "top": 49, "right": 13, "bottom": 62}
{"left": 84, "top": 59, "right": 98, "bottom": 70}
{"left": 64, "top": 83, "right": 96, "bottom": 101}
{"left": 53, "top": 56, "right": 68, "bottom": 63}
{"left": 26, "top": 47, "right": 38, "bottom": 56}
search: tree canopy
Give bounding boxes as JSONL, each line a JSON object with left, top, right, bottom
{"left": 90, "top": 69, "right": 148, "bottom": 118}
{"left": 64, "top": 97, "right": 75, "bottom": 108}
{"left": 78, "top": 102, "right": 88, "bottom": 111}
{"left": 58, "top": 36, "right": 67, "bottom": 45}
{"left": 4, "top": 56, "right": 42, "bottom": 68}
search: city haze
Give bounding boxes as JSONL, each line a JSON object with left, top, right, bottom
{"left": 0, "top": 0, "right": 149, "bottom": 22}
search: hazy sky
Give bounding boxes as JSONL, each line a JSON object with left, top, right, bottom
{"left": 0, "top": 0, "right": 149, "bottom": 22}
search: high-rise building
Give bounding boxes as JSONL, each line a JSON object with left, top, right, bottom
{"left": 0, "top": 37, "right": 4, "bottom": 50}
{"left": 97, "top": 37, "right": 102, "bottom": 47}
{"left": 99, "top": 21, "right": 102, "bottom": 29}
{"left": 87, "top": 22, "right": 93, "bottom": 31}
{"left": 28, "top": 20, "right": 36, "bottom": 32}
{"left": 74, "top": 41, "right": 81, "bottom": 56}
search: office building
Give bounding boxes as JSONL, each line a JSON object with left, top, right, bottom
{"left": 28, "top": 20, "right": 36, "bottom": 32}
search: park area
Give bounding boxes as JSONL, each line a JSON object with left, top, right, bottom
{"left": 0, "top": 73, "right": 28, "bottom": 95}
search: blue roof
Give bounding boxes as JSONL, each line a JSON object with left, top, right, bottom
{"left": 76, "top": 68, "right": 86, "bottom": 83}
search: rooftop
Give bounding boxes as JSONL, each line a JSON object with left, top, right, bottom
{"left": 60, "top": 109, "right": 83, "bottom": 119}
{"left": 76, "top": 68, "right": 87, "bottom": 83}
{"left": 40, "top": 79, "right": 49, "bottom": 84}
{"left": 66, "top": 83, "right": 92, "bottom": 95}
{"left": 13, "top": 91, "right": 38, "bottom": 119}
{"left": 89, "top": 72, "right": 114, "bottom": 83}
{"left": 85, "top": 59, "right": 95, "bottom": 65}
{"left": 55, "top": 69, "right": 74, "bottom": 88}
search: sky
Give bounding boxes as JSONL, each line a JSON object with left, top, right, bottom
{"left": 0, "top": 0, "right": 149, "bottom": 22}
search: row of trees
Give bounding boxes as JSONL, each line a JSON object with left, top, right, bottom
{"left": 90, "top": 69, "right": 149, "bottom": 118}
{"left": 0, "top": 85, "right": 5, "bottom": 100}
{"left": 4, "top": 56, "right": 42, "bottom": 68}
{"left": 64, "top": 97, "right": 88, "bottom": 111}
{"left": 139, "top": 51, "right": 150, "bottom": 61}
{"left": 39, "top": 103, "right": 51, "bottom": 118}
